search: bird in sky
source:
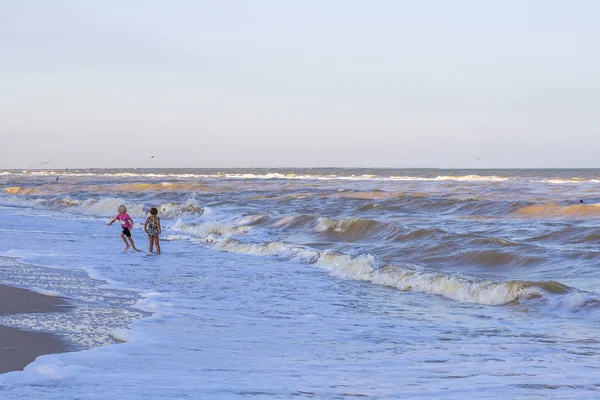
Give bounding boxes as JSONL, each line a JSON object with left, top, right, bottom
{"left": 40, "top": 160, "right": 52, "bottom": 166}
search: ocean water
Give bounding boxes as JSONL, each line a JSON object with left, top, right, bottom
{"left": 0, "top": 168, "right": 599, "bottom": 399}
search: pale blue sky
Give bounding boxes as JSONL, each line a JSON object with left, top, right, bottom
{"left": 1, "top": 0, "right": 599, "bottom": 169}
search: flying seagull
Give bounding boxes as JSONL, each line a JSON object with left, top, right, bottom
{"left": 40, "top": 160, "right": 52, "bottom": 166}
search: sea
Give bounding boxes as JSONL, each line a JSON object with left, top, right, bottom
{"left": 0, "top": 168, "right": 599, "bottom": 399}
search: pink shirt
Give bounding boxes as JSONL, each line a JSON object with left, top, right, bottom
{"left": 115, "top": 213, "right": 132, "bottom": 229}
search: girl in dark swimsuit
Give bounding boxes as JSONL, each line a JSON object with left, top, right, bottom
{"left": 144, "top": 207, "right": 162, "bottom": 254}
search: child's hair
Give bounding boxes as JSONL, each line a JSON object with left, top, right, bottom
{"left": 118, "top": 204, "right": 127, "bottom": 213}
{"left": 150, "top": 207, "right": 158, "bottom": 215}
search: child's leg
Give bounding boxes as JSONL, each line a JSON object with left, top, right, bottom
{"left": 120, "top": 233, "right": 130, "bottom": 250}
{"left": 127, "top": 236, "right": 139, "bottom": 252}
{"left": 154, "top": 236, "right": 161, "bottom": 254}
{"left": 148, "top": 235, "right": 154, "bottom": 252}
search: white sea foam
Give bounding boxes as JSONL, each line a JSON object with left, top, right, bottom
{"left": 209, "top": 173, "right": 514, "bottom": 182}
{"left": 370, "top": 266, "right": 523, "bottom": 305}
{"left": 25, "top": 357, "right": 78, "bottom": 379}
{"left": 172, "top": 219, "right": 252, "bottom": 238}
{"left": 0, "top": 196, "right": 43, "bottom": 208}
{"left": 315, "top": 217, "right": 340, "bottom": 232}
{"left": 155, "top": 198, "right": 204, "bottom": 218}
{"left": 74, "top": 197, "right": 142, "bottom": 217}
{"left": 28, "top": 287, "right": 63, "bottom": 297}
{"left": 543, "top": 179, "right": 585, "bottom": 184}
{"left": 316, "top": 252, "right": 376, "bottom": 280}
{"left": 214, "top": 239, "right": 319, "bottom": 262}
{"left": 135, "top": 292, "right": 175, "bottom": 312}
{"left": 160, "top": 234, "right": 190, "bottom": 241}
{"left": 429, "top": 175, "right": 510, "bottom": 182}
{"left": 109, "top": 328, "right": 132, "bottom": 343}
{"left": 530, "top": 290, "right": 600, "bottom": 317}
{"left": 1, "top": 169, "right": 514, "bottom": 182}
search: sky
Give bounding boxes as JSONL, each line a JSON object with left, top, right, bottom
{"left": 1, "top": 0, "right": 599, "bottom": 169}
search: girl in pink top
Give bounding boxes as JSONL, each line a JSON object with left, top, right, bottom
{"left": 108, "top": 205, "right": 139, "bottom": 251}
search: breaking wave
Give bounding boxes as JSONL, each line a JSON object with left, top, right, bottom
{"left": 191, "top": 234, "right": 598, "bottom": 313}
{"left": 393, "top": 175, "right": 510, "bottom": 182}
{"left": 236, "top": 214, "right": 266, "bottom": 226}
{"left": 270, "top": 215, "right": 397, "bottom": 241}
{"left": 315, "top": 217, "right": 397, "bottom": 241}
{"left": 163, "top": 210, "right": 600, "bottom": 314}
{"left": 67, "top": 198, "right": 204, "bottom": 219}
{"left": 0, "top": 194, "right": 204, "bottom": 219}
{"left": 173, "top": 220, "right": 252, "bottom": 238}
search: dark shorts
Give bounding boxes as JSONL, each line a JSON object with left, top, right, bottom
{"left": 122, "top": 228, "right": 131, "bottom": 237}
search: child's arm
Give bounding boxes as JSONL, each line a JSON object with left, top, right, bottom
{"left": 157, "top": 217, "right": 161, "bottom": 234}
{"left": 128, "top": 216, "right": 134, "bottom": 229}
{"left": 144, "top": 217, "right": 149, "bottom": 233}
{"left": 107, "top": 217, "right": 117, "bottom": 226}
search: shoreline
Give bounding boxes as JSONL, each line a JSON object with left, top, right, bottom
{"left": 0, "top": 285, "right": 71, "bottom": 374}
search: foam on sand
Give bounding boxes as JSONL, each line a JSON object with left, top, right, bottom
{"left": 0, "top": 285, "right": 70, "bottom": 374}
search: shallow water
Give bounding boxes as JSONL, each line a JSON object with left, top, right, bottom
{"left": 0, "top": 168, "right": 599, "bottom": 399}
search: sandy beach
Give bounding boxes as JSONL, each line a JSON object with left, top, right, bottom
{"left": 0, "top": 285, "right": 70, "bottom": 374}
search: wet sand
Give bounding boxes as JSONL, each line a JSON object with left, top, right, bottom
{"left": 0, "top": 285, "right": 71, "bottom": 374}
